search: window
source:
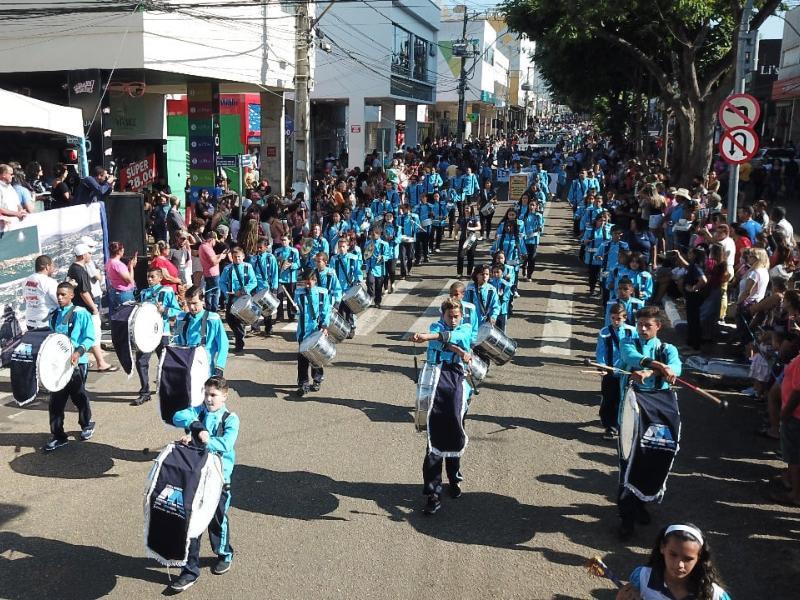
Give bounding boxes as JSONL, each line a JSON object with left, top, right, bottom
{"left": 392, "top": 26, "right": 412, "bottom": 77}
{"left": 413, "top": 36, "right": 430, "bottom": 82}
{"left": 486, "top": 47, "right": 495, "bottom": 66}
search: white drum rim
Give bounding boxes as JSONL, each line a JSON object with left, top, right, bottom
{"left": 36, "top": 333, "right": 75, "bottom": 392}
{"left": 130, "top": 303, "right": 164, "bottom": 353}
{"left": 619, "top": 387, "right": 638, "bottom": 461}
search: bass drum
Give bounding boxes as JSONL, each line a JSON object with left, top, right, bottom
{"left": 415, "top": 362, "right": 441, "bottom": 432}
{"left": 619, "top": 385, "right": 640, "bottom": 461}
{"left": 157, "top": 345, "right": 210, "bottom": 424}
{"left": 130, "top": 302, "right": 164, "bottom": 353}
{"left": 37, "top": 333, "right": 75, "bottom": 392}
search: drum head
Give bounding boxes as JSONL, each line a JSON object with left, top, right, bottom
{"left": 619, "top": 386, "right": 639, "bottom": 461}
{"left": 130, "top": 303, "right": 164, "bottom": 353}
{"left": 37, "top": 334, "right": 75, "bottom": 392}
{"left": 189, "top": 346, "right": 210, "bottom": 407}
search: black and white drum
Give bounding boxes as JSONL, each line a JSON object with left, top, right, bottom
{"left": 462, "top": 232, "right": 478, "bottom": 252}
{"left": 415, "top": 362, "right": 441, "bottom": 432}
{"left": 327, "top": 310, "right": 353, "bottom": 343}
{"left": 129, "top": 303, "right": 164, "bottom": 353}
{"left": 421, "top": 218, "right": 433, "bottom": 229}
{"left": 37, "top": 333, "right": 75, "bottom": 392}
{"left": 474, "top": 322, "right": 518, "bottom": 365}
{"left": 252, "top": 289, "right": 280, "bottom": 314}
{"left": 230, "top": 294, "right": 261, "bottom": 326}
{"left": 157, "top": 345, "right": 210, "bottom": 425}
{"left": 342, "top": 284, "right": 372, "bottom": 315}
{"left": 9, "top": 329, "right": 51, "bottom": 406}
{"left": 299, "top": 330, "right": 336, "bottom": 368}
{"left": 467, "top": 353, "right": 489, "bottom": 384}
{"left": 619, "top": 386, "right": 639, "bottom": 461}
{"left": 480, "top": 202, "right": 495, "bottom": 217}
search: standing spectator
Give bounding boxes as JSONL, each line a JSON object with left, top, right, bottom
{"left": 11, "top": 165, "right": 36, "bottom": 213}
{"left": 0, "top": 163, "right": 29, "bottom": 226}
{"left": 771, "top": 206, "right": 794, "bottom": 245}
{"left": 149, "top": 241, "right": 183, "bottom": 294}
{"left": 105, "top": 242, "right": 137, "bottom": 314}
{"left": 24, "top": 255, "right": 59, "bottom": 330}
{"left": 166, "top": 196, "right": 184, "bottom": 244}
{"left": 73, "top": 166, "right": 115, "bottom": 204}
{"left": 150, "top": 193, "right": 170, "bottom": 243}
{"left": 737, "top": 205, "right": 763, "bottom": 244}
{"left": 50, "top": 163, "right": 72, "bottom": 209}
{"left": 67, "top": 244, "right": 116, "bottom": 372}
{"left": 199, "top": 232, "right": 228, "bottom": 311}
{"left": 169, "top": 233, "right": 193, "bottom": 285}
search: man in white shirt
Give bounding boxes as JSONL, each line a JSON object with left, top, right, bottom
{"left": 24, "top": 255, "right": 59, "bottom": 330}
{"left": 0, "top": 163, "right": 28, "bottom": 228}
{"left": 771, "top": 206, "right": 795, "bottom": 246}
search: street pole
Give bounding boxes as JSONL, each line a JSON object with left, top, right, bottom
{"left": 293, "top": 2, "right": 312, "bottom": 199}
{"left": 456, "top": 7, "right": 469, "bottom": 146}
{"left": 727, "top": 0, "right": 754, "bottom": 224}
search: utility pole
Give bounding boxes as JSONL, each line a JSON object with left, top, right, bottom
{"left": 455, "top": 6, "right": 469, "bottom": 146}
{"left": 292, "top": 2, "right": 313, "bottom": 198}
{"left": 727, "top": 0, "right": 755, "bottom": 223}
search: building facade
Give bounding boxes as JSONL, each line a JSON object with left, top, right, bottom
{"left": 773, "top": 7, "right": 800, "bottom": 146}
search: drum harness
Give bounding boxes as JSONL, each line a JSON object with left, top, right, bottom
{"left": 228, "top": 264, "right": 251, "bottom": 297}
{"left": 48, "top": 306, "right": 76, "bottom": 338}
{"left": 603, "top": 326, "right": 634, "bottom": 373}
{"left": 180, "top": 311, "right": 209, "bottom": 346}
{"left": 254, "top": 253, "right": 274, "bottom": 285}
{"left": 333, "top": 255, "right": 355, "bottom": 288}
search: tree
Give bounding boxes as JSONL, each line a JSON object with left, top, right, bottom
{"left": 501, "top": 0, "right": 780, "bottom": 185}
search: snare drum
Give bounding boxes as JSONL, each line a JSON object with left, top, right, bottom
{"left": 401, "top": 235, "right": 415, "bottom": 243}
{"left": 462, "top": 232, "right": 478, "bottom": 253}
{"left": 421, "top": 218, "right": 432, "bottom": 228}
{"left": 37, "top": 333, "right": 75, "bottom": 393}
{"left": 342, "top": 284, "right": 373, "bottom": 315}
{"left": 157, "top": 345, "right": 210, "bottom": 424}
{"left": 299, "top": 330, "right": 336, "bottom": 368}
{"left": 415, "top": 362, "right": 441, "bottom": 432}
{"left": 230, "top": 294, "right": 262, "bottom": 326}
{"left": 468, "top": 353, "right": 489, "bottom": 383}
{"left": 252, "top": 288, "right": 280, "bottom": 314}
{"left": 327, "top": 310, "right": 353, "bottom": 343}
{"left": 129, "top": 303, "right": 164, "bottom": 353}
{"left": 474, "top": 322, "right": 518, "bottom": 365}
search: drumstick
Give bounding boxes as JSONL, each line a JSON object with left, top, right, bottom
{"left": 281, "top": 285, "right": 300, "bottom": 311}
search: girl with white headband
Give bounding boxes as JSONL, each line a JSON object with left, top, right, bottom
{"left": 616, "top": 523, "right": 730, "bottom": 600}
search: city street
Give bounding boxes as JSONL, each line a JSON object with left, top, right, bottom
{"left": 1, "top": 202, "right": 798, "bottom": 599}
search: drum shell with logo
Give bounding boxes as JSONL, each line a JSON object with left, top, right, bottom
{"left": 474, "top": 322, "right": 517, "bottom": 365}
{"left": 230, "top": 294, "right": 262, "bottom": 326}
{"left": 299, "top": 330, "right": 336, "bottom": 368}
{"left": 252, "top": 289, "right": 280, "bottom": 314}
{"left": 129, "top": 302, "right": 164, "bottom": 353}
{"left": 462, "top": 232, "right": 478, "bottom": 253}
{"left": 327, "top": 310, "right": 353, "bottom": 343}
{"left": 415, "top": 362, "right": 441, "bottom": 432}
{"left": 37, "top": 333, "right": 75, "bottom": 392}
{"left": 342, "top": 284, "right": 372, "bottom": 315}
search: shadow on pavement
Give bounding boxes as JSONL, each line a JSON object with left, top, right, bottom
{"left": 0, "top": 531, "right": 166, "bottom": 600}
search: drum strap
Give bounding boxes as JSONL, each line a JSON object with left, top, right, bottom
{"left": 49, "top": 306, "right": 76, "bottom": 337}
{"left": 183, "top": 311, "right": 209, "bottom": 346}
{"left": 230, "top": 264, "right": 247, "bottom": 292}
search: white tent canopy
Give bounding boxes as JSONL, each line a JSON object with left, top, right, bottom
{"left": 0, "top": 88, "right": 84, "bottom": 138}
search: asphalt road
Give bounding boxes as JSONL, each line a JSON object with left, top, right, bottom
{"left": 0, "top": 202, "right": 798, "bottom": 599}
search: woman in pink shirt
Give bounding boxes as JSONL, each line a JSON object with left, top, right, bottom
{"left": 105, "top": 241, "right": 137, "bottom": 314}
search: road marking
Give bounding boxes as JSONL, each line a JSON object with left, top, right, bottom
{"left": 663, "top": 298, "right": 687, "bottom": 328}
{"left": 538, "top": 284, "right": 574, "bottom": 356}
{"left": 402, "top": 279, "right": 457, "bottom": 340}
{"left": 7, "top": 411, "right": 24, "bottom": 420}
{"left": 355, "top": 279, "right": 419, "bottom": 336}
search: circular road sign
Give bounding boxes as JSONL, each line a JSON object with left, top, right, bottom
{"left": 719, "top": 126, "right": 759, "bottom": 165}
{"left": 718, "top": 93, "right": 761, "bottom": 130}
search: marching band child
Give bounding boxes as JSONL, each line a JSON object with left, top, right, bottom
{"left": 133, "top": 267, "right": 182, "bottom": 406}
{"left": 173, "top": 286, "right": 229, "bottom": 377}
{"left": 490, "top": 264, "right": 513, "bottom": 332}
{"left": 605, "top": 278, "right": 644, "bottom": 327}
{"left": 248, "top": 237, "right": 279, "bottom": 336}
{"left": 275, "top": 234, "right": 300, "bottom": 322}
{"left": 313, "top": 251, "right": 343, "bottom": 305}
{"left": 364, "top": 226, "right": 390, "bottom": 309}
{"left": 169, "top": 376, "right": 240, "bottom": 592}
{"left": 219, "top": 247, "right": 257, "bottom": 353}
{"left": 294, "top": 269, "right": 332, "bottom": 396}
{"left": 595, "top": 303, "right": 637, "bottom": 439}
{"left": 464, "top": 265, "right": 500, "bottom": 326}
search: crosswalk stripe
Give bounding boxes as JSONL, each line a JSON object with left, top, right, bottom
{"left": 402, "top": 279, "right": 457, "bottom": 340}
{"left": 355, "top": 279, "right": 419, "bottom": 336}
{"left": 538, "top": 283, "right": 574, "bottom": 356}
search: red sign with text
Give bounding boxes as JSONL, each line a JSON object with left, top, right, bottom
{"left": 119, "top": 154, "right": 157, "bottom": 192}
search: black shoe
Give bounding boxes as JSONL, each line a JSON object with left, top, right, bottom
{"left": 375, "top": 304, "right": 382, "bottom": 309}
{"left": 424, "top": 494, "right": 441, "bottom": 515}
{"left": 602, "top": 427, "right": 617, "bottom": 441}
{"left": 169, "top": 573, "right": 197, "bottom": 592}
{"left": 310, "top": 381, "right": 321, "bottom": 392}
{"left": 618, "top": 521, "right": 635, "bottom": 541}
{"left": 132, "top": 393, "right": 151, "bottom": 406}
{"left": 346, "top": 330, "right": 355, "bottom": 339}
{"left": 211, "top": 558, "right": 232, "bottom": 575}
{"left": 80, "top": 422, "right": 96, "bottom": 441}
{"left": 636, "top": 505, "right": 651, "bottom": 525}
{"left": 234, "top": 346, "right": 244, "bottom": 354}
{"left": 449, "top": 483, "right": 462, "bottom": 499}
{"left": 43, "top": 437, "right": 68, "bottom": 452}
{"left": 296, "top": 386, "right": 307, "bottom": 397}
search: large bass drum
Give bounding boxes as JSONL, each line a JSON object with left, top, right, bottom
{"left": 299, "top": 330, "right": 336, "bottom": 368}
{"left": 415, "top": 362, "right": 441, "bottom": 432}
{"left": 157, "top": 345, "right": 210, "bottom": 425}
{"left": 342, "top": 284, "right": 372, "bottom": 315}
{"left": 619, "top": 385, "right": 640, "bottom": 462}
{"left": 129, "top": 302, "right": 164, "bottom": 353}
{"left": 37, "top": 333, "right": 75, "bottom": 393}
{"left": 9, "top": 329, "right": 51, "bottom": 405}
{"left": 327, "top": 310, "right": 353, "bottom": 343}
{"left": 474, "top": 322, "right": 518, "bottom": 365}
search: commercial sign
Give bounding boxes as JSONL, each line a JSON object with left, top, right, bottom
{"left": 119, "top": 154, "right": 157, "bottom": 192}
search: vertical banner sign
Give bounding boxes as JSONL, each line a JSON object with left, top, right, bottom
{"left": 188, "top": 83, "right": 216, "bottom": 202}
{"left": 508, "top": 173, "right": 530, "bottom": 202}
{"left": 68, "top": 69, "right": 106, "bottom": 170}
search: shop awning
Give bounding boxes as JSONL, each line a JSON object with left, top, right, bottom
{"left": 0, "top": 88, "right": 84, "bottom": 138}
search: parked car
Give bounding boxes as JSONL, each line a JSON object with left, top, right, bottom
{"left": 750, "top": 147, "right": 798, "bottom": 169}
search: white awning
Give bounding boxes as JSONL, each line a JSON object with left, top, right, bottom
{"left": 0, "top": 88, "right": 84, "bottom": 138}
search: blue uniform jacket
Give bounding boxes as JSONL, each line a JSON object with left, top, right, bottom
{"left": 460, "top": 299, "right": 480, "bottom": 345}
{"left": 49, "top": 304, "right": 95, "bottom": 365}
{"left": 303, "top": 237, "right": 330, "bottom": 268}
{"left": 568, "top": 178, "right": 589, "bottom": 207}
{"left": 294, "top": 285, "right": 332, "bottom": 343}
{"left": 604, "top": 297, "right": 644, "bottom": 327}
{"left": 248, "top": 251, "right": 279, "bottom": 292}
{"left": 397, "top": 213, "right": 420, "bottom": 239}
{"left": 220, "top": 262, "right": 258, "bottom": 297}
{"left": 464, "top": 283, "right": 500, "bottom": 322}
{"left": 523, "top": 212, "right": 544, "bottom": 245}
{"left": 326, "top": 222, "right": 351, "bottom": 250}
{"left": 173, "top": 310, "right": 229, "bottom": 371}
{"left": 426, "top": 320, "right": 473, "bottom": 368}
{"left": 597, "top": 240, "right": 629, "bottom": 273}
{"left": 330, "top": 252, "right": 363, "bottom": 287}
{"left": 489, "top": 277, "right": 512, "bottom": 316}
{"left": 423, "top": 172, "right": 443, "bottom": 194}
{"left": 172, "top": 407, "right": 240, "bottom": 483}
{"left": 619, "top": 336, "right": 682, "bottom": 392}
{"left": 364, "top": 238, "right": 390, "bottom": 277}
{"left": 315, "top": 266, "right": 343, "bottom": 303}
{"left": 139, "top": 285, "right": 182, "bottom": 335}
{"left": 414, "top": 203, "right": 435, "bottom": 232}
{"left": 596, "top": 324, "right": 638, "bottom": 376}
{"left": 274, "top": 246, "right": 301, "bottom": 284}
{"left": 582, "top": 225, "right": 612, "bottom": 265}
{"left": 492, "top": 230, "right": 527, "bottom": 264}
{"left": 382, "top": 223, "right": 401, "bottom": 259}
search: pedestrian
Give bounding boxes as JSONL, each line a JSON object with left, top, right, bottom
{"left": 105, "top": 241, "right": 137, "bottom": 315}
